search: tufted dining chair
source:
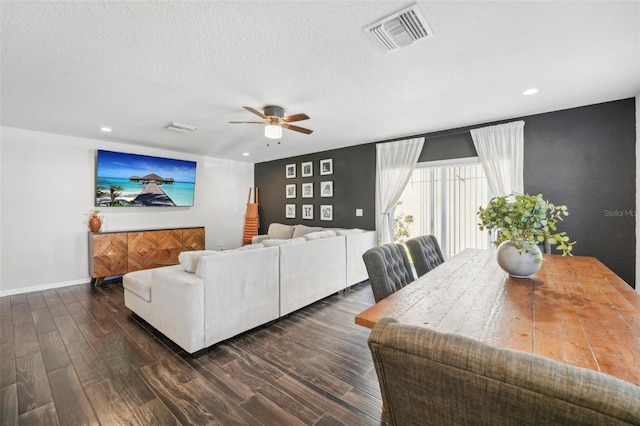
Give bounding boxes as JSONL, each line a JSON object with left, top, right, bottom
{"left": 362, "top": 244, "right": 414, "bottom": 303}
{"left": 368, "top": 317, "right": 640, "bottom": 426}
{"left": 405, "top": 235, "right": 445, "bottom": 278}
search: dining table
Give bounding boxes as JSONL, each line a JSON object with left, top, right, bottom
{"left": 355, "top": 248, "right": 640, "bottom": 386}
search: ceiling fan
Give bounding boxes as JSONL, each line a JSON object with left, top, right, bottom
{"left": 229, "top": 105, "right": 313, "bottom": 139}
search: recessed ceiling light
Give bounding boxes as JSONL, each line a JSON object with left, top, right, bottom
{"left": 523, "top": 88, "right": 539, "bottom": 96}
{"left": 242, "top": 152, "right": 250, "bottom": 157}
{"left": 99, "top": 127, "right": 112, "bottom": 132}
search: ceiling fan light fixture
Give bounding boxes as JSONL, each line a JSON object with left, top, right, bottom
{"left": 231, "top": 105, "right": 312, "bottom": 136}
{"left": 265, "top": 124, "right": 282, "bottom": 139}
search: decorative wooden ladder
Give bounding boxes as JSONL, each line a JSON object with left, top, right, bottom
{"left": 242, "top": 187, "right": 259, "bottom": 245}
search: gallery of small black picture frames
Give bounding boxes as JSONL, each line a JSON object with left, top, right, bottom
{"left": 285, "top": 158, "right": 333, "bottom": 221}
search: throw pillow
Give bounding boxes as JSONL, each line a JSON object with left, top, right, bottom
{"left": 292, "top": 225, "right": 323, "bottom": 238}
{"left": 303, "top": 230, "right": 337, "bottom": 241}
{"left": 335, "top": 228, "right": 364, "bottom": 236}
{"left": 232, "top": 243, "right": 266, "bottom": 251}
{"left": 263, "top": 237, "right": 306, "bottom": 247}
{"left": 268, "top": 223, "right": 295, "bottom": 239}
{"left": 241, "top": 243, "right": 265, "bottom": 250}
{"left": 178, "top": 250, "right": 219, "bottom": 273}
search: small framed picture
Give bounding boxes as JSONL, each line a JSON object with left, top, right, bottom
{"left": 320, "top": 181, "right": 333, "bottom": 198}
{"left": 285, "top": 184, "right": 296, "bottom": 199}
{"left": 320, "top": 205, "right": 333, "bottom": 221}
{"left": 301, "top": 161, "right": 313, "bottom": 177}
{"left": 285, "top": 204, "right": 296, "bottom": 219}
{"left": 286, "top": 163, "right": 296, "bottom": 179}
{"left": 301, "top": 182, "right": 313, "bottom": 198}
{"left": 320, "top": 158, "right": 333, "bottom": 175}
{"left": 302, "top": 204, "right": 314, "bottom": 220}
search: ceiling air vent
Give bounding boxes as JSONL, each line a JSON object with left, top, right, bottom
{"left": 365, "top": 5, "right": 433, "bottom": 52}
{"left": 165, "top": 122, "right": 197, "bottom": 133}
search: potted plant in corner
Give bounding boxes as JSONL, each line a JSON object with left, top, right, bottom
{"left": 477, "top": 193, "right": 575, "bottom": 278}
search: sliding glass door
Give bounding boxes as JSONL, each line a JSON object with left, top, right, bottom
{"left": 395, "top": 158, "right": 491, "bottom": 258}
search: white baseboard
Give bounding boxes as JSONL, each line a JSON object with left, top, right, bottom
{"left": 0, "top": 278, "right": 91, "bottom": 297}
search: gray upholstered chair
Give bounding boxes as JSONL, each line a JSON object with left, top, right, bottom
{"left": 368, "top": 317, "right": 640, "bottom": 426}
{"left": 405, "top": 235, "right": 444, "bottom": 277}
{"left": 362, "top": 244, "right": 414, "bottom": 302}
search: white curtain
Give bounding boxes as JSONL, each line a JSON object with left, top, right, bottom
{"left": 375, "top": 137, "right": 425, "bottom": 244}
{"left": 470, "top": 121, "right": 525, "bottom": 196}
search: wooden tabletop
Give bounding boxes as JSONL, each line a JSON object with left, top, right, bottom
{"left": 356, "top": 248, "right": 640, "bottom": 386}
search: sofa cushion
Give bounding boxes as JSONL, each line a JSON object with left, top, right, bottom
{"left": 263, "top": 237, "right": 306, "bottom": 247}
{"left": 123, "top": 268, "right": 155, "bottom": 302}
{"left": 251, "top": 235, "right": 270, "bottom": 244}
{"left": 335, "top": 228, "right": 364, "bottom": 236}
{"left": 178, "top": 250, "right": 220, "bottom": 273}
{"left": 292, "top": 225, "right": 323, "bottom": 238}
{"left": 303, "top": 230, "right": 338, "bottom": 241}
{"left": 233, "top": 243, "right": 265, "bottom": 251}
{"left": 268, "top": 223, "right": 295, "bottom": 239}
{"left": 242, "top": 242, "right": 266, "bottom": 250}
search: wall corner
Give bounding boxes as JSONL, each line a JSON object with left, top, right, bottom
{"left": 636, "top": 95, "right": 639, "bottom": 292}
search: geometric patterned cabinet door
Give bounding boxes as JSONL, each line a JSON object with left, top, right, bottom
{"left": 89, "top": 226, "right": 205, "bottom": 286}
{"left": 89, "top": 233, "right": 128, "bottom": 279}
{"left": 183, "top": 227, "right": 205, "bottom": 251}
{"left": 156, "top": 229, "right": 183, "bottom": 266}
{"left": 127, "top": 231, "right": 159, "bottom": 272}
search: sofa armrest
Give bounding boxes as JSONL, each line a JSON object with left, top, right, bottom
{"left": 150, "top": 266, "right": 206, "bottom": 354}
{"left": 346, "top": 230, "right": 377, "bottom": 286}
{"left": 252, "top": 234, "right": 270, "bottom": 244}
{"left": 196, "top": 246, "right": 280, "bottom": 347}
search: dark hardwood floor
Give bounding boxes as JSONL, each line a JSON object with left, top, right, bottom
{"left": 0, "top": 280, "right": 385, "bottom": 425}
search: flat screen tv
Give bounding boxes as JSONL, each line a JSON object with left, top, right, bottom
{"left": 95, "top": 150, "right": 197, "bottom": 207}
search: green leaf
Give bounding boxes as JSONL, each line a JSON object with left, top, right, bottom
{"left": 477, "top": 193, "right": 574, "bottom": 257}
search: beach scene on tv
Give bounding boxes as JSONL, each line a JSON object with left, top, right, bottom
{"left": 95, "top": 150, "right": 197, "bottom": 207}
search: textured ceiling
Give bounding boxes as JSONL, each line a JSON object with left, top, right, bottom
{"left": 1, "top": 1, "right": 639, "bottom": 163}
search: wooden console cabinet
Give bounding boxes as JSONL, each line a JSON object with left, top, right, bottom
{"left": 89, "top": 227, "right": 205, "bottom": 286}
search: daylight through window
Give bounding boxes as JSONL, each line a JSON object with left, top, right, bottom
{"left": 395, "top": 159, "right": 492, "bottom": 258}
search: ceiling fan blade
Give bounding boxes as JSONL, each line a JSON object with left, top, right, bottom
{"left": 243, "top": 106, "right": 267, "bottom": 119}
{"left": 283, "top": 113, "right": 310, "bottom": 123}
{"left": 228, "top": 121, "right": 265, "bottom": 124}
{"left": 282, "top": 123, "right": 313, "bottom": 134}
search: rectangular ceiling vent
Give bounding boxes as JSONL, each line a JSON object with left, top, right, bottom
{"left": 365, "top": 5, "right": 433, "bottom": 52}
{"left": 165, "top": 122, "right": 197, "bottom": 133}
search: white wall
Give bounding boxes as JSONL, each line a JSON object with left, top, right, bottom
{"left": 0, "top": 126, "right": 253, "bottom": 296}
{"left": 637, "top": 94, "right": 639, "bottom": 294}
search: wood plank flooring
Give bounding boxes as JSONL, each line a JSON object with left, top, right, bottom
{"left": 0, "top": 281, "right": 385, "bottom": 425}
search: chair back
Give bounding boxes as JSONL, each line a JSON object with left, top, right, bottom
{"left": 405, "top": 235, "right": 444, "bottom": 277}
{"left": 368, "top": 318, "right": 640, "bottom": 426}
{"left": 362, "top": 244, "right": 414, "bottom": 302}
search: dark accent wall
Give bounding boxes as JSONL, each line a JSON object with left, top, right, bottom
{"left": 254, "top": 143, "right": 376, "bottom": 231}
{"left": 419, "top": 130, "right": 478, "bottom": 162}
{"left": 255, "top": 98, "right": 636, "bottom": 287}
{"left": 522, "top": 99, "right": 636, "bottom": 288}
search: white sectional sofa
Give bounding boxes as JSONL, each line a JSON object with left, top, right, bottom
{"left": 278, "top": 232, "right": 347, "bottom": 316}
{"left": 254, "top": 223, "right": 377, "bottom": 289}
{"left": 123, "top": 226, "right": 376, "bottom": 355}
{"left": 123, "top": 246, "right": 280, "bottom": 354}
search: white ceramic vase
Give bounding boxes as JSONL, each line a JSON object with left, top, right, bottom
{"left": 495, "top": 240, "right": 542, "bottom": 278}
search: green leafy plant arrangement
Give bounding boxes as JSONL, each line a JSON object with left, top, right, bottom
{"left": 478, "top": 193, "right": 575, "bottom": 262}
{"left": 394, "top": 201, "right": 414, "bottom": 243}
